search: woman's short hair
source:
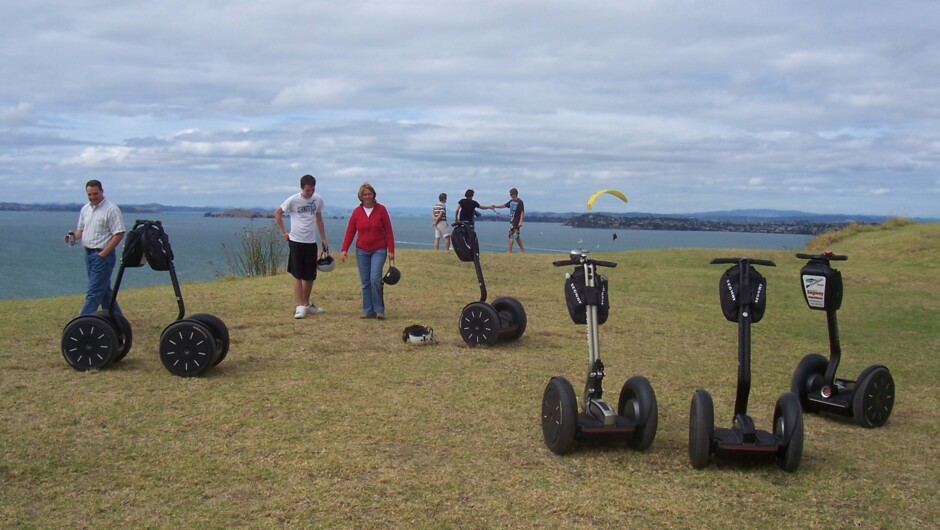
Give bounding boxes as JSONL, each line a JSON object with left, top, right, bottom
{"left": 358, "top": 182, "right": 377, "bottom": 201}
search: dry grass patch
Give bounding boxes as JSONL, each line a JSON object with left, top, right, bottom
{"left": 1, "top": 222, "right": 937, "bottom": 527}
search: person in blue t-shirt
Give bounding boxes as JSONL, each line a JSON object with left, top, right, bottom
{"left": 493, "top": 188, "right": 525, "bottom": 253}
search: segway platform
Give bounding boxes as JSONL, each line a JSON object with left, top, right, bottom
{"left": 790, "top": 252, "right": 894, "bottom": 427}
{"left": 541, "top": 250, "right": 658, "bottom": 454}
{"left": 452, "top": 222, "right": 527, "bottom": 347}
{"left": 60, "top": 219, "right": 229, "bottom": 376}
{"left": 688, "top": 257, "right": 803, "bottom": 472}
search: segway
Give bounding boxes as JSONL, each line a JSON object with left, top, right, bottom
{"left": 541, "top": 250, "right": 658, "bottom": 454}
{"left": 688, "top": 257, "right": 803, "bottom": 472}
{"left": 451, "top": 221, "right": 527, "bottom": 347}
{"left": 790, "top": 252, "right": 894, "bottom": 428}
{"left": 61, "top": 220, "right": 229, "bottom": 376}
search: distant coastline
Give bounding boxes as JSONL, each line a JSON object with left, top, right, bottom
{"left": 203, "top": 208, "right": 274, "bottom": 219}
{"left": 2, "top": 201, "right": 925, "bottom": 235}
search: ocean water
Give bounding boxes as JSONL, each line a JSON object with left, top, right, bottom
{"left": 0, "top": 211, "right": 811, "bottom": 300}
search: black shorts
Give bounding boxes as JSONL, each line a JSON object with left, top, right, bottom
{"left": 287, "top": 240, "right": 318, "bottom": 281}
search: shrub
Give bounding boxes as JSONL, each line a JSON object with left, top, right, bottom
{"left": 221, "top": 219, "right": 287, "bottom": 277}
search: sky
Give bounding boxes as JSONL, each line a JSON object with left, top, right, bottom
{"left": 2, "top": 0, "right": 938, "bottom": 217}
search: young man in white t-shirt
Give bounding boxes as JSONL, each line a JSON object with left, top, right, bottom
{"left": 275, "top": 174, "right": 329, "bottom": 319}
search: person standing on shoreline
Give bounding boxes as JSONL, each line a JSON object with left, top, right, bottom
{"left": 492, "top": 187, "right": 525, "bottom": 253}
{"left": 66, "top": 179, "right": 125, "bottom": 316}
{"left": 432, "top": 192, "right": 451, "bottom": 250}
{"left": 275, "top": 174, "right": 329, "bottom": 319}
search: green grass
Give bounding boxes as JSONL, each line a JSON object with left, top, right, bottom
{"left": 1, "top": 222, "right": 938, "bottom": 528}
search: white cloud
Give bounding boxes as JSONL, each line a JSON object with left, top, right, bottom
{"left": 0, "top": 0, "right": 937, "bottom": 217}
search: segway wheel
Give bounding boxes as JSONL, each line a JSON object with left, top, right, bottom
{"left": 159, "top": 320, "right": 219, "bottom": 377}
{"left": 458, "top": 302, "right": 500, "bottom": 347}
{"left": 491, "top": 297, "right": 527, "bottom": 341}
{"left": 773, "top": 392, "right": 804, "bottom": 472}
{"left": 61, "top": 315, "right": 119, "bottom": 371}
{"left": 852, "top": 365, "right": 894, "bottom": 428}
{"left": 188, "top": 313, "right": 230, "bottom": 366}
{"left": 541, "top": 376, "right": 578, "bottom": 455}
{"left": 109, "top": 311, "right": 133, "bottom": 363}
{"left": 688, "top": 389, "right": 714, "bottom": 469}
{"left": 618, "top": 375, "right": 658, "bottom": 451}
{"left": 790, "top": 353, "right": 828, "bottom": 412}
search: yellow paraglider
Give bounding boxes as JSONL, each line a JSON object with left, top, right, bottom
{"left": 586, "top": 189, "right": 628, "bottom": 210}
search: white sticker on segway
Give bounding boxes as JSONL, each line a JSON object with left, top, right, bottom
{"left": 802, "top": 274, "right": 827, "bottom": 309}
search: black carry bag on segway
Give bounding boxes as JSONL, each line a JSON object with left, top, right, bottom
{"left": 60, "top": 220, "right": 230, "bottom": 376}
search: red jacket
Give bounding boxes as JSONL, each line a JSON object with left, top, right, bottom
{"left": 341, "top": 202, "right": 395, "bottom": 253}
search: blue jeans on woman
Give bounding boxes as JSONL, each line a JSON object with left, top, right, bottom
{"left": 355, "top": 247, "right": 386, "bottom": 315}
{"left": 80, "top": 250, "right": 122, "bottom": 316}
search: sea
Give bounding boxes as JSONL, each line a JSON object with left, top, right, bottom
{"left": 0, "top": 211, "right": 812, "bottom": 300}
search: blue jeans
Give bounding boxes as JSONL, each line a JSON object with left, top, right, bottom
{"left": 355, "top": 248, "right": 386, "bottom": 315}
{"left": 80, "top": 251, "right": 121, "bottom": 316}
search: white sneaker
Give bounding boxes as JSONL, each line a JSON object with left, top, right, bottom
{"left": 307, "top": 303, "right": 325, "bottom": 315}
{"left": 294, "top": 305, "right": 307, "bottom": 319}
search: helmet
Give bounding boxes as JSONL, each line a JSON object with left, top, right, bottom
{"left": 316, "top": 250, "right": 335, "bottom": 272}
{"left": 383, "top": 261, "right": 400, "bottom": 285}
{"left": 402, "top": 324, "right": 435, "bottom": 344}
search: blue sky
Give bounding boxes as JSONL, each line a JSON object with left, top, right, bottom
{"left": 2, "top": 1, "right": 938, "bottom": 217}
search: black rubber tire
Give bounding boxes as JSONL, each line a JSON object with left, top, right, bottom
{"left": 774, "top": 392, "right": 804, "bottom": 472}
{"left": 188, "top": 313, "right": 230, "bottom": 365}
{"left": 61, "top": 315, "right": 119, "bottom": 371}
{"left": 458, "top": 302, "right": 500, "bottom": 347}
{"left": 852, "top": 365, "right": 894, "bottom": 428}
{"left": 688, "top": 389, "right": 714, "bottom": 469}
{"left": 790, "top": 353, "right": 828, "bottom": 412}
{"left": 541, "top": 376, "right": 578, "bottom": 455}
{"left": 159, "top": 320, "right": 218, "bottom": 377}
{"left": 618, "top": 375, "right": 658, "bottom": 451}
{"left": 109, "top": 311, "right": 133, "bottom": 363}
{"left": 491, "top": 296, "right": 527, "bottom": 340}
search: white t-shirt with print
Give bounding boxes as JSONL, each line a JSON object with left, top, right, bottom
{"left": 280, "top": 192, "right": 324, "bottom": 244}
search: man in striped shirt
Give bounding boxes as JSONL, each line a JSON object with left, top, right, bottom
{"left": 432, "top": 192, "right": 451, "bottom": 250}
{"left": 68, "top": 179, "right": 125, "bottom": 315}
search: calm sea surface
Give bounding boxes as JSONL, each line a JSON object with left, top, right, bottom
{"left": 0, "top": 211, "right": 811, "bottom": 300}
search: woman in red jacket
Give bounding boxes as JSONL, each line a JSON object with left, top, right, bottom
{"left": 340, "top": 182, "right": 395, "bottom": 320}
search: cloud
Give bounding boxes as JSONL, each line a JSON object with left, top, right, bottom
{"left": 0, "top": 1, "right": 937, "bottom": 217}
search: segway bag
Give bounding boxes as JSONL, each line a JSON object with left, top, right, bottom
{"left": 123, "top": 220, "right": 174, "bottom": 271}
{"left": 718, "top": 264, "right": 767, "bottom": 323}
{"left": 800, "top": 259, "right": 843, "bottom": 311}
{"left": 451, "top": 223, "right": 478, "bottom": 262}
{"left": 565, "top": 267, "right": 609, "bottom": 325}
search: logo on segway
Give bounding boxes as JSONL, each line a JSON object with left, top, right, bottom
{"left": 821, "top": 385, "right": 832, "bottom": 398}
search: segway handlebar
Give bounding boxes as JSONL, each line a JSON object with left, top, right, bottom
{"left": 795, "top": 251, "right": 847, "bottom": 261}
{"left": 710, "top": 257, "right": 776, "bottom": 267}
{"left": 552, "top": 258, "right": 617, "bottom": 268}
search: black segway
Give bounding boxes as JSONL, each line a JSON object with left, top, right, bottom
{"left": 688, "top": 257, "right": 803, "bottom": 472}
{"left": 541, "top": 250, "right": 658, "bottom": 454}
{"left": 451, "top": 221, "right": 527, "bottom": 347}
{"left": 61, "top": 220, "right": 229, "bottom": 376}
{"left": 790, "top": 252, "right": 894, "bottom": 428}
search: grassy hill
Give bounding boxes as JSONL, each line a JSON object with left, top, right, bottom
{"left": 1, "top": 222, "right": 937, "bottom": 527}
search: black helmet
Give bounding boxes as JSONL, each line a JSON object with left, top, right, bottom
{"left": 316, "top": 250, "right": 335, "bottom": 272}
{"left": 383, "top": 261, "right": 401, "bottom": 285}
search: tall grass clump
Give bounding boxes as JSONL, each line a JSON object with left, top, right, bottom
{"left": 806, "top": 216, "right": 913, "bottom": 250}
{"left": 221, "top": 219, "right": 286, "bottom": 277}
